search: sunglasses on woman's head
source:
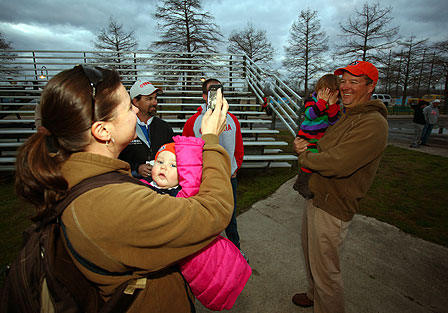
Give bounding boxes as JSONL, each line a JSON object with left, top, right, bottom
{"left": 78, "top": 65, "right": 104, "bottom": 121}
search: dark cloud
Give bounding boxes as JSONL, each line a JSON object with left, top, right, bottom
{"left": 0, "top": 0, "right": 447, "bottom": 60}
{"left": 0, "top": 0, "right": 159, "bottom": 30}
{"left": 0, "top": 0, "right": 160, "bottom": 50}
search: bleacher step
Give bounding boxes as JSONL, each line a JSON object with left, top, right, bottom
{"left": 241, "top": 162, "right": 293, "bottom": 168}
{"left": 243, "top": 155, "right": 297, "bottom": 161}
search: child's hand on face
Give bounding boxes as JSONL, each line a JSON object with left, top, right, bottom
{"left": 329, "top": 90, "right": 339, "bottom": 105}
{"left": 317, "top": 88, "right": 331, "bottom": 102}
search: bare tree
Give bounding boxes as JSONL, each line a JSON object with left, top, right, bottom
{"left": 425, "top": 51, "right": 437, "bottom": 94}
{"left": 92, "top": 16, "right": 138, "bottom": 79}
{"left": 0, "top": 31, "right": 20, "bottom": 80}
{"left": 338, "top": 2, "right": 399, "bottom": 62}
{"left": 227, "top": 22, "right": 274, "bottom": 65}
{"left": 0, "top": 31, "right": 12, "bottom": 50}
{"left": 151, "top": 0, "right": 224, "bottom": 90}
{"left": 283, "top": 9, "right": 328, "bottom": 98}
{"left": 432, "top": 37, "right": 448, "bottom": 113}
{"left": 375, "top": 49, "right": 394, "bottom": 94}
{"left": 394, "top": 36, "right": 428, "bottom": 105}
{"left": 93, "top": 17, "right": 138, "bottom": 53}
{"left": 151, "top": 0, "right": 223, "bottom": 53}
{"left": 415, "top": 49, "right": 427, "bottom": 95}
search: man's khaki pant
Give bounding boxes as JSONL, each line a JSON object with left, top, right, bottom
{"left": 301, "top": 199, "right": 350, "bottom": 313}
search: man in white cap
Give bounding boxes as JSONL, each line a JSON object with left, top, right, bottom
{"left": 292, "top": 61, "right": 388, "bottom": 313}
{"left": 420, "top": 99, "right": 440, "bottom": 146}
{"left": 119, "top": 79, "right": 174, "bottom": 178}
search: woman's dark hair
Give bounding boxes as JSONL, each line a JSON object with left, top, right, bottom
{"left": 15, "top": 66, "right": 122, "bottom": 219}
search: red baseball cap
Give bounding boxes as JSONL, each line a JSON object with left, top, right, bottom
{"left": 334, "top": 60, "right": 378, "bottom": 83}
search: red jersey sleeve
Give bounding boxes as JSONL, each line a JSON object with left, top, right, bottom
{"left": 229, "top": 113, "right": 244, "bottom": 170}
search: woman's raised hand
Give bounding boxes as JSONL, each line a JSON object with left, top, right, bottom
{"left": 201, "top": 89, "right": 229, "bottom": 136}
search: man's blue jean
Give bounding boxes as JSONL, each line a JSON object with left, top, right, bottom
{"left": 225, "top": 177, "right": 240, "bottom": 249}
{"left": 421, "top": 123, "right": 434, "bottom": 145}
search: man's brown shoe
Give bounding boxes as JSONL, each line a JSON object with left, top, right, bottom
{"left": 292, "top": 293, "right": 314, "bottom": 307}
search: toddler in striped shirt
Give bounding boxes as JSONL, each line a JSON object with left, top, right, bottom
{"left": 293, "top": 74, "right": 340, "bottom": 198}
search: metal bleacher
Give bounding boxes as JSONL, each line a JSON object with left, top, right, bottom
{"left": 0, "top": 50, "right": 303, "bottom": 171}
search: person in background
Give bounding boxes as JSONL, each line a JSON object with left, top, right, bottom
{"left": 292, "top": 61, "right": 388, "bottom": 313}
{"left": 420, "top": 99, "right": 440, "bottom": 146}
{"left": 183, "top": 78, "right": 247, "bottom": 261}
{"left": 410, "top": 99, "right": 428, "bottom": 148}
{"left": 14, "top": 65, "right": 233, "bottom": 312}
{"left": 119, "top": 78, "right": 174, "bottom": 179}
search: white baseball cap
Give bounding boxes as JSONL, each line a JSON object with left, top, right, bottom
{"left": 129, "top": 79, "right": 162, "bottom": 99}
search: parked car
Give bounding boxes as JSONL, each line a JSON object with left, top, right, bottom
{"left": 371, "top": 94, "right": 392, "bottom": 106}
{"left": 408, "top": 94, "right": 445, "bottom": 105}
{"left": 421, "top": 94, "right": 444, "bottom": 102}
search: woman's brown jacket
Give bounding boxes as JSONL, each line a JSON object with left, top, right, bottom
{"left": 61, "top": 134, "right": 233, "bottom": 312}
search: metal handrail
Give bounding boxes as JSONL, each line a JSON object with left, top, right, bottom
{"left": 1, "top": 50, "right": 301, "bottom": 135}
{"left": 1, "top": 49, "right": 245, "bottom": 56}
{"left": 243, "top": 55, "right": 302, "bottom": 136}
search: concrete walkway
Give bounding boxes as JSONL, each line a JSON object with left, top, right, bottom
{"left": 387, "top": 114, "right": 448, "bottom": 158}
{"left": 197, "top": 142, "right": 448, "bottom": 313}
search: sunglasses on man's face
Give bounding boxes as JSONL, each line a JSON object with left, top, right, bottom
{"left": 78, "top": 65, "right": 104, "bottom": 121}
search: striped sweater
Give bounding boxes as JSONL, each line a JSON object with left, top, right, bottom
{"left": 297, "top": 92, "right": 340, "bottom": 151}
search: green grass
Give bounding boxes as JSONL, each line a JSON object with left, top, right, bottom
{"left": 359, "top": 145, "right": 448, "bottom": 246}
{"left": 1, "top": 138, "right": 448, "bottom": 282}
{"left": 237, "top": 130, "right": 297, "bottom": 213}
{"left": 0, "top": 176, "right": 34, "bottom": 278}
{"left": 237, "top": 167, "right": 297, "bottom": 213}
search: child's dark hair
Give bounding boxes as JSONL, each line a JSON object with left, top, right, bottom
{"left": 315, "top": 74, "right": 340, "bottom": 92}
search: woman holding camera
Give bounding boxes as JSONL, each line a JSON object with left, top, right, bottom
{"left": 14, "top": 65, "right": 233, "bottom": 312}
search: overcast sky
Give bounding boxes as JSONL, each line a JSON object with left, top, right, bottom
{"left": 1, "top": 0, "right": 447, "bottom": 72}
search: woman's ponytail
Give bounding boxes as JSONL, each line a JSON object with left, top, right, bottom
{"left": 15, "top": 132, "right": 68, "bottom": 220}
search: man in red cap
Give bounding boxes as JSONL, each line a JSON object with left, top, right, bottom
{"left": 292, "top": 61, "right": 388, "bottom": 313}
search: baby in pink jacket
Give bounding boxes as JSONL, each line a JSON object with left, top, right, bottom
{"left": 140, "top": 135, "right": 251, "bottom": 311}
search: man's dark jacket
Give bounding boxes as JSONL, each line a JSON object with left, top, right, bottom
{"left": 411, "top": 102, "right": 427, "bottom": 125}
{"left": 119, "top": 116, "right": 174, "bottom": 177}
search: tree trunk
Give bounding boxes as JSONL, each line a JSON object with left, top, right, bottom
{"left": 426, "top": 52, "right": 436, "bottom": 94}
{"left": 416, "top": 50, "right": 426, "bottom": 96}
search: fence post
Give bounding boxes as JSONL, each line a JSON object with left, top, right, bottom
{"left": 271, "top": 108, "right": 276, "bottom": 130}
{"left": 134, "top": 52, "right": 137, "bottom": 81}
{"left": 32, "top": 52, "right": 38, "bottom": 91}
{"left": 242, "top": 55, "right": 247, "bottom": 80}
{"left": 295, "top": 98, "right": 302, "bottom": 134}
{"left": 229, "top": 55, "right": 233, "bottom": 92}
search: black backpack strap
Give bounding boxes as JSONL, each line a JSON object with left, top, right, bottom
{"left": 60, "top": 220, "right": 134, "bottom": 276}
{"left": 55, "top": 171, "right": 145, "bottom": 275}
{"left": 55, "top": 172, "right": 145, "bottom": 276}
{"left": 56, "top": 172, "right": 193, "bottom": 312}
{"left": 54, "top": 172, "right": 146, "bottom": 219}
{"left": 54, "top": 172, "right": 146, "bottom": 312}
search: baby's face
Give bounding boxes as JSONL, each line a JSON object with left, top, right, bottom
{"left": 151, "top": 150, "right": 179, "bottom": 188}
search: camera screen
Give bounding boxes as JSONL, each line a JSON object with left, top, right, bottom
{"left": 207, "top": 84, "right": 222, "bottom": 111}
